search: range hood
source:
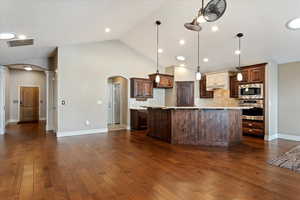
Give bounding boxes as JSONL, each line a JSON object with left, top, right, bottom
{"left": 206, "top": 71, "right": 229, "bottom": 91}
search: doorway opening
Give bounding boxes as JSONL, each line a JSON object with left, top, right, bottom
{"left": 107, "top": 76, "right": 128, "bottom": 131}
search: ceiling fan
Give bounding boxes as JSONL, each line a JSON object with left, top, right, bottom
{"left": 184, "top": 0, "right": 227, "bottom": 32}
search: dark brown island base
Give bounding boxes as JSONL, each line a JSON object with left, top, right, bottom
{"left": 147, "top": 107, "right": 248, "bottom": 147}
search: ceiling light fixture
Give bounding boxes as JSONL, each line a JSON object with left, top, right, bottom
{"left": 154, "top": 21, "right": 162, "bottom": 83}
{"left": 24, "top": 66, "right": 32, "bottom": 71}
{"left": 18, "top": 34, "right": 27, "bottom": 40}
{"left": 0, "top": 32, "right": 16, "bottom": 40}
{"left": 211, "top": 25, "right": 219, "bottom": 32}
{"left": 235, "top": 50, "right": 241, "bottom": 55}
{"left": 287, "top": 18, "right": 300, "bottom": 30}
{"left": 203, "top": 58, "right": 209, "bottom": 62}
{"left": 179, "top": 39, "right": 185, "bottom": 45}
{"left": 158, "top": 48, "right": 163, "bottom": 53}
{"left": 176, "top": 56, "right": 186, "bottom": 61}
{"left": 195, "top": 32, "right": 202, "bottom": 81}
{"left": 105, "top": 28, "right": 111, "bottom": 33}
{"left": 236, "top": 33, "right": 244, "bottom": 82}
{"left": 185, "top": 0, "right": 227, "bottom": 32}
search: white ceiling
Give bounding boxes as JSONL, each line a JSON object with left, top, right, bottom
{"left": 1, "top": 0, "right": 300, "bottom": 71}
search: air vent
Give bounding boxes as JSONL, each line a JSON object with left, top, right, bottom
{"left": 7, "top": 39, "right": 34, "bottom": 47}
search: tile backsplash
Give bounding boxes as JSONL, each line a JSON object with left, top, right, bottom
{"left": 129, "top": 88, "right": 165, "bottom": 108}
{"left": 195, "top": 89, "right": 239, "bottom": 107}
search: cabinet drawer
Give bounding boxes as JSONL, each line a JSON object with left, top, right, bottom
{"left": 243, "top": 120, "right": 264, "bottom": 129}
{"left": 243, "top": 127, "right": 264, "bottom": 135}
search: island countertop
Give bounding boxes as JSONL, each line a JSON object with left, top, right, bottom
{"left": 145, "top": 106, "right": 252, "bottom": 110}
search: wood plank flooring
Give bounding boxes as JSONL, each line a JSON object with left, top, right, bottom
{"left": 0, "top": 122, "right": 300, "bottom": 200}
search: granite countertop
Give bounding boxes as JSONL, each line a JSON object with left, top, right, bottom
{"left": 145, "top": 106, "right": 252, "bottom": 110}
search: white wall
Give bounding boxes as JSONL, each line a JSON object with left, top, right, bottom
{"left": 57, "top": 40, "right": 165, "bottom": 136}
{"left": 8, "top": 69, "right": 46, "bottom": 122}
{"left": 46, "top": 71, "right": 55, "bottom": 131}
{"left": 0, "top": 66, "right": 6, "bottom": 134}
{"left": 4, "top": 67, "right": 10, "bottom": 125}
{"left": 265, "top": 62, "right": 278, "bottom": 141}
{"left": 278, "top": 61, "right": 300, "bottom": 140}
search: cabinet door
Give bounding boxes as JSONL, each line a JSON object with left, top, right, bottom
{"left": 176, "top": 81, "right": 194, "bottom": 106}
{"left": 136, "top": 80, "right": 145, "bottom": 97}
{"left": 249, "top": 67, "right": 264, "bottom": 83}
{"left": 200, "top": 75, "right": 214, "bottom": 98}
{"left": 143, "top": 81, "right": 153, "bottom": 98}
{"left": 229, "top": 75, "right": 239, "bottom": 98}
{"left": 239, "top": 70, "right": 249, "bottom": 83}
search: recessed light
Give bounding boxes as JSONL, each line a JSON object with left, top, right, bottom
{"left": 203, "top": 58, "right": 209, "bottom": 62}
{"left": 0, "top": 32, "right": 15, "bottom": 40}
{"left": 105, "top": 28, "right": 111, "bottom": 33}
{"left": 179, "top": 63, "right": 186, "bottom": 67}
{"left": 24, "top": 66, "right": 32, "bottom": 71}
{"left": 18, "top": 34, "right": 27, "bottom": 40}
{"left": 287, "top": 18, "right": 300, "bottom": 30}
{"left": 179, "top": 39, "right": 185, "bottom": 45}
{"left": 176, "top": 56, "right": 186, "bottom": 61}
{"left": 235, "top": 50, "right": 241, "bottom": 55}
{"left": 158, "top": 48, "right": 163, "bottom": 53}
{"left": 211, "top": 26, "right": 219, "bottom": 32}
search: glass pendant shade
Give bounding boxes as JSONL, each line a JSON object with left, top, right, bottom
{"left": 155, "top": 74, "right": 160, "bottom": 83}
{"left": 237, "top": 72, "right": 243, "bottom": 81}
{"left": 196, "top": 71, "right": 202, "bottom": 81}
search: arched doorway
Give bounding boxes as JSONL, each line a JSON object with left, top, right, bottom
{"left": 107, "top": 76, "right": 128, "bottom": 131}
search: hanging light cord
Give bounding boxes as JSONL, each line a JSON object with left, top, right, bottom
{"left": 156, "top": 22, "right": 159, "bottom": 73}
{"left": 197, "top": 31, "right": 200, "bottom": 71}
{"left": 238, "top": 36, "right": 241, "bottom": 68}
{"left": 202, "top": 0, "right": 204, "bottom": 10}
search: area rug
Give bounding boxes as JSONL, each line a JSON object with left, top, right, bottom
{"left": 268, "top": 145, "right": 300, "bottom": 173}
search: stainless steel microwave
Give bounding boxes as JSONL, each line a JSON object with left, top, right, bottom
{"left": 239, "top": 84, "right": 264, "bottom": 99}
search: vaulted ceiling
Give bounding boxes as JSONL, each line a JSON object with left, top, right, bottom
{"left": 1, "top": 0, "right": 300, "bottom": 72}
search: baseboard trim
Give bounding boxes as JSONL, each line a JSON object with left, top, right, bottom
{"left": 278, "top": 133, "right": 300, "bottom": 141}
{"left": 265, "top": 134, "right": 278, "bottom": 141}
{"left": 7, "top": 119, "right": 18, "bottom": 123}
{"left": 39, "top": 118, "right": 46, "bottom": 121}
{"left": 57, "top": 128, "right": 108, "bottom": 138}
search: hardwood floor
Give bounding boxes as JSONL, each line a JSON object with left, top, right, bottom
{"left": 0, "top": 122, "right": 300, "bottom": 200}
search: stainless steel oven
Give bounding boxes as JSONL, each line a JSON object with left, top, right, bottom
{"left": 240, "top": 99, "right": 264, "bottom": 121}
{"left": 239, "top": 84, "right": 264, "bottom": 99}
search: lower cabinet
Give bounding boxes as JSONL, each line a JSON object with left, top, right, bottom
{"left": 242, "top": 120, "right": 264, "bottom": 137}
{"left": 130, "top": 109, "right": 148, "bottom": 130}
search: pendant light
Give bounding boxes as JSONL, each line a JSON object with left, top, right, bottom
{"left": 236, "top": 33, "right": 244, "bottom": 81}
{"left": 195, "top": 32, "right": 202, "bottom": 81}
{"left": 155, "top": 21, "right": 161, "bottom": 83}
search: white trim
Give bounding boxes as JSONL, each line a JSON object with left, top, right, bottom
{"left": 7, "top": 119, "right": 18, "bottom": 123}
{"left": 39, "top": 117, "right": 46, "bottom": 121}
{"left": 264, "top": 134, "right": 278, "bottom": 141}
{"left": 56, "top": 128, "right": 108, "bottom": 137}
{"left": 17, "top": 85, "right": 41, "bottom": 122}
{"left": 278, "top": 133, "right": 300, "bottom": 141}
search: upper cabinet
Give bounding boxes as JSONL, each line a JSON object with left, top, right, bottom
{"left": 239, "top": 63, "right": 266, "bottom": 84}
{"left": 229, "top": 74, "right": 239, "bottom": 98}
{"left": 130, "top": 78, "right": 153, "bottom": 99}
{"left": 200, "top": 75, "right": 214, "bottom": 98}
{"left": 148, "top": 73, "right": 174, "bottom": 88}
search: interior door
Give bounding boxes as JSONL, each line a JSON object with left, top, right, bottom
{"left": 20, "top": 87, "right": 39, "bottom": 122}
{"left": 113, "top": 83, "right": 121, "bottom": 124}
{"left": 176, "top": 81, "right": 195, "bottom": 107}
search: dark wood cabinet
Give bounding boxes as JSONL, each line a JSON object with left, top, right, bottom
{"left": 200, "top": 75, "right": 214, "bottom": 98}
{"left": 249, "top": 67, "right": 265, "bottom": 83}
{"left": 148, "top": 73, "right": 174, "bottom": 88}
{"left": 238, "top": 63, "right": 266, "bottom": 84}
{"left": 130, "top": 78, "right": 153, "bottom": 99}
{"left": 130, "top": 109, "right": 148, "bottom": 130}
{"left": 242, "top": 120, "right": 264, "bottom": 136}
{"left": 229, "top": 74, "right": 239, "bottom": 98}
{"left": 176, "top": 81, "right": 194, "bottom": 106}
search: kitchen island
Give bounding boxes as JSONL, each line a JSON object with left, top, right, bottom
{"left": 147, "top": 107, "right": 247, "bottom": 147}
